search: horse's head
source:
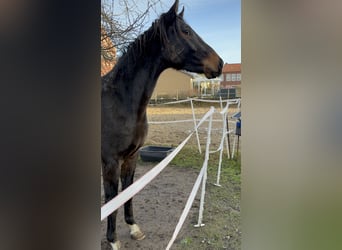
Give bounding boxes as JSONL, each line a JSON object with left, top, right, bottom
{"left": 159, "top": 0, "right": 223, "bottom": 79}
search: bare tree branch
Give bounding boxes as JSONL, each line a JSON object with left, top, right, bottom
{"left": 101, "top": 0, "right": 164, "bottom": 57}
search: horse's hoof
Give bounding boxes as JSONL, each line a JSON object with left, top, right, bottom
{"left": 110, "top": 240, "right": 121, "bottom": 250}
{"left": 129, "top": 224, "right": 146, "bottom": 240}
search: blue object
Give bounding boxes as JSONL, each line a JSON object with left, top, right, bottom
{"left": 235, "top": 118, "right": 241, "bottom": 136}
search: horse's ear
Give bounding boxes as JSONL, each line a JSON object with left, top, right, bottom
{"left": 178, "top": 6, "right": 185, "bottom": 18}
{"left": 170, "top": 0, "right": 179, "bottom": 13}
{"left": 164, "top": 0, "right": 179, "bottom": 24}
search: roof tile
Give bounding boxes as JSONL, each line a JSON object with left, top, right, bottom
{"left": 222, "top": 63, "right": 241, "bottom": 73}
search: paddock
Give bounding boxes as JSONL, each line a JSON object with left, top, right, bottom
{"left": 101, "top": 99, "right": 241, "bottom": 249}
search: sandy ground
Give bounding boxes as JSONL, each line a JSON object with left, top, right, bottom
{"left": 146, "top": 106, "right": 240, "bottom": 150}
{"left": 101, "top": 105, "right": 241, "bottom": 250}
{"left": 101, "top": 164, "right": 200, "bottom": 250}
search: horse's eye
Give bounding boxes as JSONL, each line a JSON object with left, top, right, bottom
{"left": 183, "top": 29, "right": 190, "bottom": 36}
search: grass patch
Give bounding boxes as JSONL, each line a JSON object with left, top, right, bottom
{"left": 138, "top": 145, "right": 241, "bottom": 249}
{"left": 170, "top": 146, "right": 241, "bottom": 250}
{"left": 171, "top": 146, "right": 205, "bottom": 170}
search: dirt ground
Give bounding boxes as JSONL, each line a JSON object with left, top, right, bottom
{"left": 145, "top": 105, "right": 240, "bottom": 150}
{"left": 101, "top": 164, "right": 201, "bottom": 250}
{"left": 101, "top": 104, "right": 241, "bottom": 250}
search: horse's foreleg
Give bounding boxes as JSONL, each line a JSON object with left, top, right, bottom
{"left": 102, "top": 157, "right": 121, "bottom": 249}
{"left": 121, "top": 154, "right": 146, "bottom": 241}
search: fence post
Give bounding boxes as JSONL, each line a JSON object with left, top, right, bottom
{"left": 214, "top": 109, "right": 229, "bottom": 186}
{"left": 194, "top": 107, "right": 213, "bottom": 227}
{"left": 190, "top": 98, "right": 202, "bottom": 154}
{"left": 231, "top": 100, "right": 241, "bottom": 158}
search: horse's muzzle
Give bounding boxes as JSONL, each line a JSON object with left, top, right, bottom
{"left": 203, "top": 56, "right": 223, "bottom": 79}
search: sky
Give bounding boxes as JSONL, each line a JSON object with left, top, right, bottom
{"left": 172, "top": 0, "right": 240, "bottom": 63}
{"left": 105, "top": 0, "right": 241, "bottom": 64}
{"left": 148, "top": 0, "right": 241, "bottom": 64}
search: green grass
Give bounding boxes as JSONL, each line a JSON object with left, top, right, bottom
{"left": 170, "top": 146, "right": 205, "bottom": 169}
{"left": 170, "top": 146, "right": 241, "bottom": 250}
{"left": 138, "top": 145, "right": 241, "bottom": 249}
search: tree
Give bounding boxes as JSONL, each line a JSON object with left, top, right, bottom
{"left": 101, "top": 0, "right": 164, "bottom": 57}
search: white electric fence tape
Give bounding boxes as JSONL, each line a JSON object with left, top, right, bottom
{"left": 152, "top": 97, "right": 240, "bottom": 106}
{"left": 101, "top": 133, "right": 193, "bottom": 221}
{"left": 148, "top": 119, "right": 222, "bottom": 125}
{"left": 157, "top": 99, "right": 191, "bottom": 105}
{"left": 166, "top": 108, "right": 215, "bottom": 249}
{"left": 165, "top": 164, "right": 206, "bottom": 250}
{"left": 148, "top": 119, "right": 194, "bottom": 124}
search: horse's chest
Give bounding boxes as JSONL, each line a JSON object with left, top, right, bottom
{"left": 130, "top": 117, "right": 148, "bottom": 143}
{"left": 117, "top": 118, "right": 147, "bottom": 158}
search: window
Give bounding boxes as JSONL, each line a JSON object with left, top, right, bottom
{"left": 237, "top": 73, "right": 241, "bottom": 81}
{"left": 228, "top": 88, "right": 236, "bottom": 99}
{"left": 232, "top": 73, "right": 237, "bottom": 81}
{"left": 225, "top": 73, "right": 231, "bottom": 81}
{"left": 219, "top": 74, "right": 224, "bottom": 81}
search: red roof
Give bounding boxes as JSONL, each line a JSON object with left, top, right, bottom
{"left": 222, "top": 63, "right": 241, "bottom": 73}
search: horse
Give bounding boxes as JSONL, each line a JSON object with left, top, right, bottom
{"left": 101, "top": 0, "right": 223, "bottom": 249}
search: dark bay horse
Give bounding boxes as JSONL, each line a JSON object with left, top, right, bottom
{"left": 101, "top": 0, "right": 223, "bottom": 249}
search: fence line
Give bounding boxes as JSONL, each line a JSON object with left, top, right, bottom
{"left": 167, "top": 102, "right": 240, "bottom": 248}
{"left": 165, "top": 161, "right": 206, "bottom": 250}
{"left": 148, "top": 97, "right": 240, "bottom": 157}
{"left": 148, "top": 119, "right": 223, "bottom": 124}
{"left": 101, "top": 98, "right": 241, "bottom": 249}
{"left": 150, "top": 97, "right": 240, "bottom": 106}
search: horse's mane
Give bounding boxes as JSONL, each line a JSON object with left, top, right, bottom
{"left": 117, "top": 13, "right": 172, "bottom": 68}
{"left": 103, "top": 9, "right": 184, "bottom": 84}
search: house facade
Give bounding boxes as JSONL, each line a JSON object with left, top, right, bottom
{"left": 219, "top": 63, "right": 241, "bottom": 98}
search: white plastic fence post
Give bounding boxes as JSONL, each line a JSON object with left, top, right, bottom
{"left": 232, "top": 133, "right": 237, "bottom": 158}
{"left": 190, "top": 98, "right": 202, "bottom": 154}
{"left": 224, "top": 101, "right": 231, "bottom": 158}
{"left": 194, "top": 161, "right": 208, "bottom": 228}
{"left": 214, "top": 112, "right": 228, "bottom": 187}
{"left": 194, "top": 107, "right": 214, "bottom": 227}
{"left": 231, "top": 99, "right": 241, "bottom": 158}
{"left": 226, "top": 118, "right": 231, "bottom": 159}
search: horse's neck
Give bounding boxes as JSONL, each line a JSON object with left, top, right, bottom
{"left": 114, "top": 49, "right": 167, "bottom": 115}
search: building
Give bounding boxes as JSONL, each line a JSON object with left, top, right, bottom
{"left": 219, "top": 63, "right": 241, "bottom": 98}
{"left": 191, "top": 74, "right": 221, "bottom": 98}
{"left": 152, "top": 69, "right": 196, "bottom": 100}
